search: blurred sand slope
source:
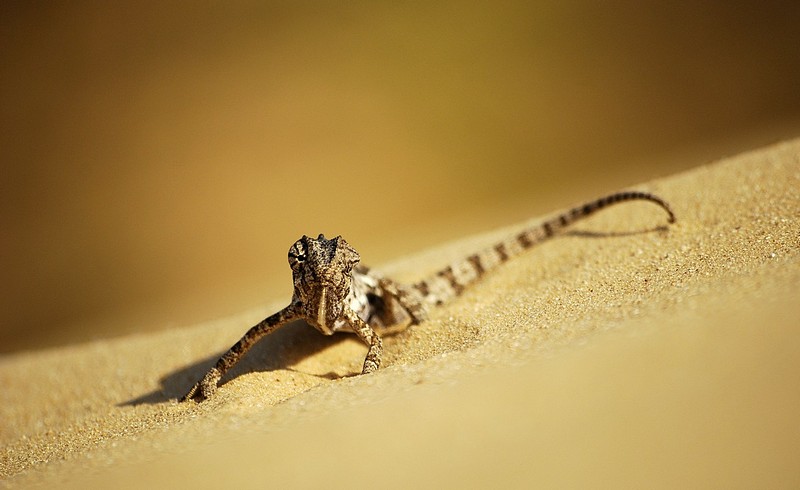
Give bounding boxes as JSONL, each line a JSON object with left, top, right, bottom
{"left": 3, "top": 3, "right": 800, "bottom": 352}
{"left": 2, "top": 139, "right": 799, "bottom": 488}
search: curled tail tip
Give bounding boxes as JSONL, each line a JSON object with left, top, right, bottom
{"left": 658, "top": 199, "right": 676, "bottom": 224}
{"left": 659, "top": 202, "right": 676, "bottom": 224}
{"left": 636, "top": 190, "right": 675, "bottom": 225}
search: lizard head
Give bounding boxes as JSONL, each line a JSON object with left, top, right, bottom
{"left": 288, "top": 234, "right": 360, "bottom": 333}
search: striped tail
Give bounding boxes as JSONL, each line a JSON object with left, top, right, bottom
{"left": 412, "top": 191, "right": 675, "bottom": 306}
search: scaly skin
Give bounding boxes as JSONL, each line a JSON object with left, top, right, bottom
{"left": 182, "top": 191, "right": 675, "bottom": 402}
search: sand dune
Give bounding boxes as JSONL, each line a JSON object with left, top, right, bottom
{"left": 2, "top": 140, "right": 799, "bottom": 488}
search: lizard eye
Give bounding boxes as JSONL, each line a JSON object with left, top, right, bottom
{"left": 288, "top": 240, "right": 307, "bottom": 268}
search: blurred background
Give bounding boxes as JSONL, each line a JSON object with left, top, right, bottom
{"left": 2, "top": 2, "right": 800, "bottom": 353}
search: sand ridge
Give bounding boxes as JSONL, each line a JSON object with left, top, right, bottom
{"left": 2, "top": 139, "right": 799, "bottom": 488}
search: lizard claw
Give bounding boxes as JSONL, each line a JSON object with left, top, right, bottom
{"left": 180, "top": 368, "right": 221, "bottom": 402}
{"left": 362, "top": 358, "right": 380, "bottom": 374}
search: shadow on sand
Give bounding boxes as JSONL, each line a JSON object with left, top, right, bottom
{"left": 120, "top": 319, "right": 347, "bottom": 406}
{"left": 120, "top": 224, "right": 670, "bottom": 406}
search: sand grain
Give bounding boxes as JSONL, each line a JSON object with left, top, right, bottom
{"left": 2, "top": 140, "right": 799, "bottom": 488}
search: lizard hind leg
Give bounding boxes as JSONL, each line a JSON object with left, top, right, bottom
{"left": 377, "top": 277, "right": 430, "bottom": 327}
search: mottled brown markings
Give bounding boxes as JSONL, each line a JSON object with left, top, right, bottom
{"left": 517, "top": 231, "right": 533, "bottom": 249}
{"left": 467, "top": 254, "right": 486, "bottom": 277}
{"left": 182, "top": 190, "right": 675, "bottom": 402}
{"left": 414, "top": 281, "right": 430, "bottom": 297}
{"left": 437, "top": 266, "right": 465, "bottom": 296}
{"left": 494, "top": 242, "right": 510, "bottom": 261}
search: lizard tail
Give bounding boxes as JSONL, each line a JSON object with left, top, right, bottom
{"left": 412, "top": 191, "right": 675, "bottom": 306}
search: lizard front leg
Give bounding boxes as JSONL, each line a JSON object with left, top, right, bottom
{"left": 344, "top": 307, "right": 383, "bottom": 374}
{"left": 181, "top": 303, "right": 301, "bottom": 401}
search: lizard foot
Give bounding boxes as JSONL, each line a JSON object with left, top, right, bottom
{"left": 180, "top": 367, "right": 221, "bottom": 402}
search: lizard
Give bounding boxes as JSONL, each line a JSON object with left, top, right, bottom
{"left": 181, "top": 190, "right": 675, "bottom": 402}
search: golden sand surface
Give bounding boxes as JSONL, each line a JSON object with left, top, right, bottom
{"left": 2, "top": 140, "right": 799, "bottom": 488}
